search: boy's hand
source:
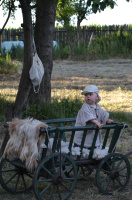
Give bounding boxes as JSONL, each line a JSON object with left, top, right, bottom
{"left": 90, "top": 119, "right": 103, "bottom": 129}
{"left": 106, "top": 119, "right": 113, "bottom": 124}
{"left": 96, "top": 122, "right": 103, "bottom": 129}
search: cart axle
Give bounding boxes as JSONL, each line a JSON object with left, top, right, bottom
{"left": 110, "top": 170, "right": 119, "bottom": 180}
{"left": 52, "top": 174, "right": 63, "bottom": 185}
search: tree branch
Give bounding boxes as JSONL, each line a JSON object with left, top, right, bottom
{"left": 0, "top": 8, "right": 11, "bottom": 35}
{"left": 0, "top": 0, "right": 5, "bottom": 6}
{"left": 0, "top": 0, "right": 15, "bottom": 36}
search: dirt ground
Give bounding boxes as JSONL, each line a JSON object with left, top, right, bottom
{"left": 0, "top": 58, "right": 132, "bottom": 200}
{"left": 0, "top": 58, "right": 132, "bottom": 91}
{"left": 52, "top": 58, "right": 132, "bottom": 91}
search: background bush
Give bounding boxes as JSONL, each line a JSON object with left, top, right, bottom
{"left": 0, "top": 53, "right": 18, "bottom": 74}
{"left": 1, "top": 44, "right": 24, "bottom": 61}
{"left": 53, "top": 30, "right": 132, "bottom": 60}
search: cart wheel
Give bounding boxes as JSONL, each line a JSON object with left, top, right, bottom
{"left": 0, "top": 159, "right": 33, "bottom": 194}
{"left": 33, "top": 153, "right": 77, "bottom": 200}
{"left": 96, "top": 153, "right": 131, "bottom": 195}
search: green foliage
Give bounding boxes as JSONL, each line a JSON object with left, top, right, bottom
{"left": 53, "top": 44, "right": 71, "bottom": 59}
{"left": 10, "top": 44, "right": 24, "bottom": 61}
{"left": 0, "top": 53, "right": 18, "bottom": 74}
{"left": 56, "top": 0, "right": 116, "bottom": 27}
{"left": 53, "top": 29, "right": 132, "bottom": 60}
{"left": 109, "top": 111, "right": 132, "bottom": 126}
{"left": 75, "top": 0, "right": 92, "bottom": 21}
{"left": 56, "top": 0, "right": 76, "bottom": 27}
{"left": 23, "top": 98, "right": 82, "bottom": 120}
{"left": 1, "top": 45, "right": 24, "bottom": 61}
{"left": 22, "top": 97, "right": 132, "bottom": 127}
{"left": 0, "top": 97, "right": 10, "bottom": 122}
{"left": 89, "top": 30, "right": 132, "bottom": 58}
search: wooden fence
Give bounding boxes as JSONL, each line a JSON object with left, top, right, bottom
{"left": 0, "top": 25, "right": 132, "bottom": 48}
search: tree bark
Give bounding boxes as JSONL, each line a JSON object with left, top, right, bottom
{"left": 13, "top": 0, "right": 33, "bottom": 118}
{"left": 34, "top": 0, "right": 57, "bottom": 103}
{"left": 13, "top": 0, "right": 57, "bottom": 118}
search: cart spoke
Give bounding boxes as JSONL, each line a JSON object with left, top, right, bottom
{"left": 61, "top": 182, "right": 71, "bottom": 191}
{"left": 64, "top": 166, "right": 74, "bottom": 176}
{"left": 111, "top": 157, "right": 116, "bottom": 170}
{"left": 106, "top": 161, "right": 112, "bottom": 171}
{"left": 14, "top": 174, "right": 20, "bottom": 191}
{"left": 115, "top": 159, "right": 123, "bottom": 170}
{"left": 104, "top": 178, "right": 111, "bottom": 191}
{"left": 37, "top": 178, "right": 52, "bottom": 183}
{"left": 40, "top": 182, "right": 53, "bottom": 196}
{"left": 112, "top": 179, "right": 115, "bottom": 191}
{"left": 119, "top": 174, "right": 127, "bottom": 178}
{"left": 25, "top": 173, "right": 33, "bottom": 179}
{"left": 117, "top": 166, "right": 127, "bottom": 173}
{"left": 57, "top": 185, "right": 62, "bottom": 200}
{"left": 49, "top": 184, "right": 55, "bottom": 200}
{"left": 21, "top": 174, "right": 27, "bottom": 189}
{"left": 2, "top": 168, "right": 16, "bottom": 173}
{"left": 100, "top": 168, "right": 110, "bottom": 174}
{"left": 41, "top": 166, "right": 53, "bottom": 177}
{"left": 99, "top": 175, "right": 110, "bottom": 183}
{"left": 5, "top": 172, "right": 17, "bottom": 185}
{"left": 62, "top": 164, "right": 73, "bottom": 175}
{"left": 116, "top": 177, "right": 123, "bottom": 187}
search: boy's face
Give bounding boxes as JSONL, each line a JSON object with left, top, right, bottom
{"left": 84, "top": 92, "right": 98, "bottom": 105}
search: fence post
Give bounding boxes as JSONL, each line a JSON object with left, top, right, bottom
{"left": 0, "top": 25, "right": 131, "bottom": 48}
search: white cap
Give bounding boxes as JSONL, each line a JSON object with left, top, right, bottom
{"left": 81, "top": 85, "right": 101, "bottom": 103}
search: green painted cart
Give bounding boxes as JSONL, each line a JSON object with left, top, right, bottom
{"left": 0, "top": 118, "right": 131, "bottom": 200}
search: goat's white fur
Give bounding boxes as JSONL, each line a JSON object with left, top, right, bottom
{"left": 2, "top": 118, "right": 48, "bottom": 171}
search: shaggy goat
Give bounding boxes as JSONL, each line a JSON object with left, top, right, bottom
{"left": 2, "top": 118, "right": 48, "bottom": 171}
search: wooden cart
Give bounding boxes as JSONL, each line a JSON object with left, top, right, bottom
{"left": 0, "top": 118, "right": 131, "bottom": 200}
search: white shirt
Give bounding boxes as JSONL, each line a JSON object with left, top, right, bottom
{"left": 73, "top": 103, "right": 109, "bottom": 148}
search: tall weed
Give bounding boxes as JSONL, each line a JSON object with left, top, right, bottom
{"left": 0, "top": 54, "right": 18, "bottom": 74}
{"left": 53, "top": 30, "right": 132, "bottom": 60}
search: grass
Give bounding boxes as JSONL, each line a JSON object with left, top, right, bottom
{"left": 0, "top": 86, "right": 131, "bottom": 127}
{"left": 0, "top": 81, "right": 132, "bottom": 200}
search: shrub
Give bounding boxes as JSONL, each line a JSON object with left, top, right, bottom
{"left": 23, "top": 98, "right": 82, "bottom": 120}
{"left": 0, "top": 54, "right": 18, "bottom": 74}
{"left": 1, "top": 44, "right": 24, "bottom": 61}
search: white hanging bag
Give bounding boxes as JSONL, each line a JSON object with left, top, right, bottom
{"left": 29, "top": 39, "right": 44, "bottom": 93}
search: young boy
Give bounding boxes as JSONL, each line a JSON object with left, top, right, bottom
{"left": 74, "top": 85, "right": 113, "bottom": 148}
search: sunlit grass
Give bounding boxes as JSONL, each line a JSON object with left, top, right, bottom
{"left": 0, "top": 87, "right": 132, "bottom": 113}
{"left": 0, "top": 76, "right": 132, "bottom": 125}
{"left": 99, "top": 88, "right": 132, "bottom": 113}
{"left": 51, "top": 87, "right": 132, "bottom": 113}
{"left": 0, "top": 88, "right": 17, "bottom": 102}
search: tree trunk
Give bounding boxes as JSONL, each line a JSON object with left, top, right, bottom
{"left": 13, "top": 0, "right": 57, "bottom": 118}
{"left": 13, "top": 0, "right": 33, "bottom": 118}
{"left": 34, "top": 0, "right": 57, "bottom": 103}
{"left": 77, "top": 18, "right": 82, "bottom": 46}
